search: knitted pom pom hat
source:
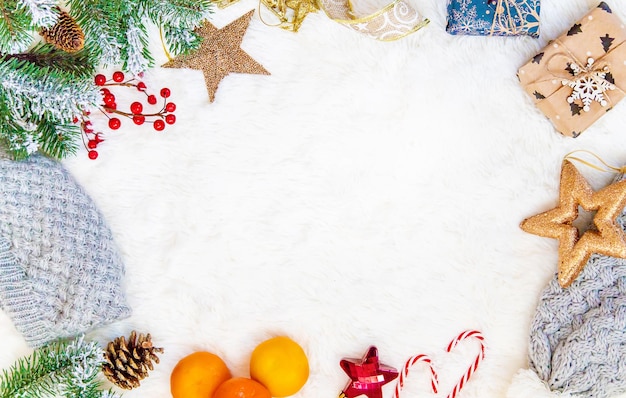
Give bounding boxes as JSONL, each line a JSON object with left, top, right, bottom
{"left": 508, "top": 172, "right": 626, "bottom": 398}
{"left": 0, "top": 154, "right": 131, "bottom": 347}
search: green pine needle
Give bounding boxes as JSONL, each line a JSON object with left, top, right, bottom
{"left": 36, "top": 118, "right": 81, "bottom": 160}
{"left": 1, "top": 43, "right": 96, "bottom": 79}
{"left": 0, "top": 1, "right": 33, "bottom": 54}
{"left": 0, "top": 336, "right": 120, "bottom": 398}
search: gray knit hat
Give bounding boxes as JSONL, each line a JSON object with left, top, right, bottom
{"left": 508, "top": 173, "right": 626, "bottom": 398}
{"left": 0, "top": 154, "right": 131, "bottom": 347}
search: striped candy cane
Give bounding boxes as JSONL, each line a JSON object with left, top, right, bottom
{"left": 445, "top": 330, "right": 485, "bottom": 398}
{"left": 393, "top": 330, "right": 485, "bottom": 398}
{"left": 393, "top": 353, "right": 438, "bottom": 398}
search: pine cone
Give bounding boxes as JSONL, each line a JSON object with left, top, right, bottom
{"left": 102, "top": 331, "right": 164, "bottom": 390}
{"left": 39, "top": 8, "right": 85, "bottom": 53}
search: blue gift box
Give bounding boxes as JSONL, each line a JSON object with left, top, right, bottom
{"left": 446, "top": 0, "right": 540, "bottom": 37}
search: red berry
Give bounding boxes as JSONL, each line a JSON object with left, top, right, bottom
{"left": 94, "top": 74, "right": 107, "bottom": 86}
{"left": 88, "top": 150, "right": 99, "bottom": 160}
{"left": 153, "top": 119, "right": 165, "bottom": 131}
{"left": 72, "top": 117, "right": 79, "bottom": 124}
{"left": 108, "top": 118, "right": 121, "bottom": 130}
{"left": 112, "top": 71, "right": 124, "bottom": 82}
{"left": 160, "top": 88, "right": 171, "bottom": 98}
{"left": 103, "top": 93, "right": 115, "bottom": 105}
{"left": 100, "top": 88, "right": 110, "bottom": 95}
{"left": 165, "top": 102, "right": 176, "bottom": 112}
{"left": 87, "top": 140, "right": 98, "bottom": 149}
{"left": 137, "top": 81, "right": 147, "bottom": 91}
{"left": 133, "top": 115, "right": 145, "bottom": 125}
{"left": 130, "top": 101, "right": 143, "bottom": 114}
{"left": 147, "top": 95, "right": 157, "bottom": 105}
{"left": 165, "top": 114, "right": 176, "bottom": 125}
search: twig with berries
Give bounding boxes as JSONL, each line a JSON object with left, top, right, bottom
{"left": 78, "top": 71, "right": 177, "bottom": 159}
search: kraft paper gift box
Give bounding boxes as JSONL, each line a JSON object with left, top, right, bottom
{"left": 446, "top": 0, "right": 540, "bottom": 37}
{"left": 518, "top": 2, "right": 626, "bottom": 137}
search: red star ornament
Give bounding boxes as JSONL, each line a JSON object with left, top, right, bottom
{"left": 339, "top": 346, "right": 399, "bottom": 398}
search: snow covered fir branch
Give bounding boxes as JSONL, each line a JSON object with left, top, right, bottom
{"left": 0, "top": 0, "right": 212, "bottom": 159}
{"left": 0, "top": 336, "right": 121, "bottom": 398}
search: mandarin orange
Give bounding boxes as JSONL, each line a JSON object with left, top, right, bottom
{"left": 213, "top": 377, "right": 271, "bottom": 398}
{"left": 249, "top": 336, "right": 309, "bottom": 397}
{"left": 170, "top": 351, "right": 231, "bottom": 398}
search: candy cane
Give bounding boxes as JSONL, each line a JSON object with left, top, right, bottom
{"left": 445, "top": 330, "right": 485, "bottom": 398}
{"left": 393, "top": 330, "right": 485, "bottom": 398}
{"left": 393, "top": 353, "right": 438, "bottom": 398}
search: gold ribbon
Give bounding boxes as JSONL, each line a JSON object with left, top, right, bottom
{"left": 219, "top": 0, "right": 428, "bottom": 41}
{"left": 565, "top": 150, "right": 626, "bottom": 174}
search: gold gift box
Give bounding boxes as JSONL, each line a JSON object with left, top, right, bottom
{"left": 518, "top": 2, "right": 626, "bottom": 137}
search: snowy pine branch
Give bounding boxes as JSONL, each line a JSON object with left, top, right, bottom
{"left": 17, "top": 0, "right": 59, "bottom": 27}
{"left": 0, "top": 5, "right": 34, "bottom": 54}
{"left": 64, "top": 0, "right": 124, "bottom": 67}
{"left": 0, "top": 336, "right": 122, "bottom": 398}
{"left": 0, "top": 44, "right": 98, "bottom": 159}
{"left": 0, "top": 0, "right": 58, "bottom": 54}
{"left": 140, "top": 0, "right": 212, "bottom": 28}
{"left": 140, "top": 0, "right": 212, "bottom": 56}
{"left": 2, "top": 42, "right": 94, "bottom": 78}
{"left": 123, "top": 16, "right": 153, "bottom": 75}
{"left": 66, "top": 0, "right": 211, "bottom": 74}
{"left": 162, "top": 24, "right": 202, "bottom": 55}
{"left": 0, "top": 56, "right": 98, "bottom": 121}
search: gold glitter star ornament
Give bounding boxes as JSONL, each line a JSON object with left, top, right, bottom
{"left": 162, "top": 10, "right": 269, "bottom": 102}
{"left": 521, "top": 160, "right": 626, "bottom": 288}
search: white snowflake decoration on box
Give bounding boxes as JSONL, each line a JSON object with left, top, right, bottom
{"left": 449, "top": 0, "right": 490, "bottom": 34}
{"left": 562, "top": 57, "right": 615, "bottom": 112}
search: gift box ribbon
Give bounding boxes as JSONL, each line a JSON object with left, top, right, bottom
{"left": 488, "top": 0, "right": 533, "bottom": 36}
{"left": 532, "top": 38, "right": 626, "bottom": 120}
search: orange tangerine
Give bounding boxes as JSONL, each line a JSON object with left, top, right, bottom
{"left": 249, "top": 336, "right": 309, "bottom": 397}
{"left": 170, "top": 351, "right": 231, "bottom": 398}
{"left": 213, "top": 377, "right": 271, "bottom": 398}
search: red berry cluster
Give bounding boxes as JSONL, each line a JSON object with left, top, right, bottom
{"left": 78, "top": 71, "right": 177, "bottom": 159}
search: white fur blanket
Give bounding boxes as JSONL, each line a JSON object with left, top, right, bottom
{"left": 2, "top": 0, "right": 626, "bottom": 397}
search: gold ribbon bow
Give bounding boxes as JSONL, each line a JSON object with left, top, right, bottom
{"left": 218, "top": 0, "right": 428, "bottom": 41}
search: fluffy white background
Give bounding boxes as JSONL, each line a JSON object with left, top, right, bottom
{"left": 2, "top": 0, "right": 626, "bottom": 397}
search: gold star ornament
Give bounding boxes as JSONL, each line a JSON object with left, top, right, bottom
{"left": 162, "top": 10, "right": 269, "bottom": 102}
{"left": 521, "top": 160, "right": 626, "bottom": 288}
